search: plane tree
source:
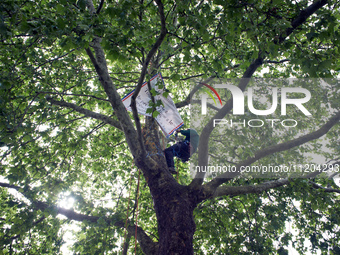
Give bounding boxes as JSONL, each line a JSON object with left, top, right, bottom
{"left": 0, "top": 0, "right": 339, "bottom": 254}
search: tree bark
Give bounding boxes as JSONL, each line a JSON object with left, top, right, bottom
{"left": 152, "top": 182, "right": 197, "bottom": 255}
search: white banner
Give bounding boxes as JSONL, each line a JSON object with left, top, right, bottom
{"left": 122, "top": 73, "right": 184, "bottom": 137}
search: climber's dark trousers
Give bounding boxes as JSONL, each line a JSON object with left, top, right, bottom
{"left": 164, "top": 141, "right": 191, "bottom": 168}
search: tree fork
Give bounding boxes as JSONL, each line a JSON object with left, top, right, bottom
{"left": 141, "top": 117, "right": 199, "bottom": 254}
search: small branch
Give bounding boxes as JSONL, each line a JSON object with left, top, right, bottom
{"left": 190, "top": 99, "right": 221, "bottom": 112}
{"left": 264, "top": 59, "right": 290, "bottom": 64}
{"left": 33, "top": 50, "right": 76, "bottom": 72}
{"left": 96, "top": 0, "right": 105, "bottom": 14}
{"left": 329, "top": 171, "right": 340, "bottom": 179}
{"left": 309, "top": 181, "right": 340, "bottom": 194}
{"left": 12, "top": 93, "right": 40, "bottom": 133}
{"left": 81, "top": 122, "right": 106, "bottom": 139}
{"left": 39, "top": 91, "right": 109, "bottom": 102}
{"left": 0, "top": 182, "right": 100, "bottom": 222}
{"left": 46, "top": 97, "right": 122, "bottom": 131}
{"left": 174, "top": 83, "right": 205, "bottom": 109}
{"left": 174, "top": 74, "right": 220, "bottom": 109}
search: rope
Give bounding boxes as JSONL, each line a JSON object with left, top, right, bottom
{"left": 176, "top": 159, "right": 180, "bottom": 182}
{"left": 134, "top": 168, "right": 141, "bottom": 254}
{"left": 122, "top": 172, "right": 134, "bottom": 254}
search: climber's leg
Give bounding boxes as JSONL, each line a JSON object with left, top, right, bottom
{"left": 164, "top": 143, "right": 181, "bottom": 174}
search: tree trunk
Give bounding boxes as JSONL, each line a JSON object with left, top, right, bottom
{"left": 152, "top": 180, "right": 197, "bottom": 255}
{"left": 142, "top": 117, "right": 198, "bottom": 254}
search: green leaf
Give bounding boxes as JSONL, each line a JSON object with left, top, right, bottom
{"left": 163, "top": 91, "right": 169, "bottom": 98}
{"left": 150, "top": 88, "right": 158, "bottom": 96}
{"left": 152, "top": 111, "right": 160, "bottom": 118}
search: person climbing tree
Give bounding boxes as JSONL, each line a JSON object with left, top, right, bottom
{"left": 164, "top": 129, "right": 199, "bottom": 174}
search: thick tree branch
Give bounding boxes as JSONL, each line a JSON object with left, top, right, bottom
{"left": 0, "top": 182, "right": 21, "bottom": 190}
{"left": 210, "top": 162, "right": 340, "bottom": 198}
{"left": 213, "top": 179, "right": 291, "bottom": 198}
{"left": 34, "top": 200, "right": 100, "bottom": 222}
{"left": 46, "top": 97, "right": 122, "bottom": 131}
{"left": 212, "top": 174, "right": 340, "bottom": 199}
{"left": 85, "top": 0, "right": 160, "bottom": 187}
{"left": 84, "top": 0, "right": 141, "bottom": 159}
{"left": 278, "top": 0, "right": 328, "bottom": 43}
{"left": 0, "top": 181, "right": 159, "bottom": 254}
{"left": 202, "top": 111, "right": 340, "bottom": 197}
{"left": 130, "top": 0, "right": 167, "bottom": 156}
{"left": 116, "top": 222, "right": 159, "bottom": 255}
{"left": 0, "top": 181, "right": 101, "bottom": 222}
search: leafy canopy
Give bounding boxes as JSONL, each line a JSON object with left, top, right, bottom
{"left": 0, "top": 0, "right": 340, "bottom": 254}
